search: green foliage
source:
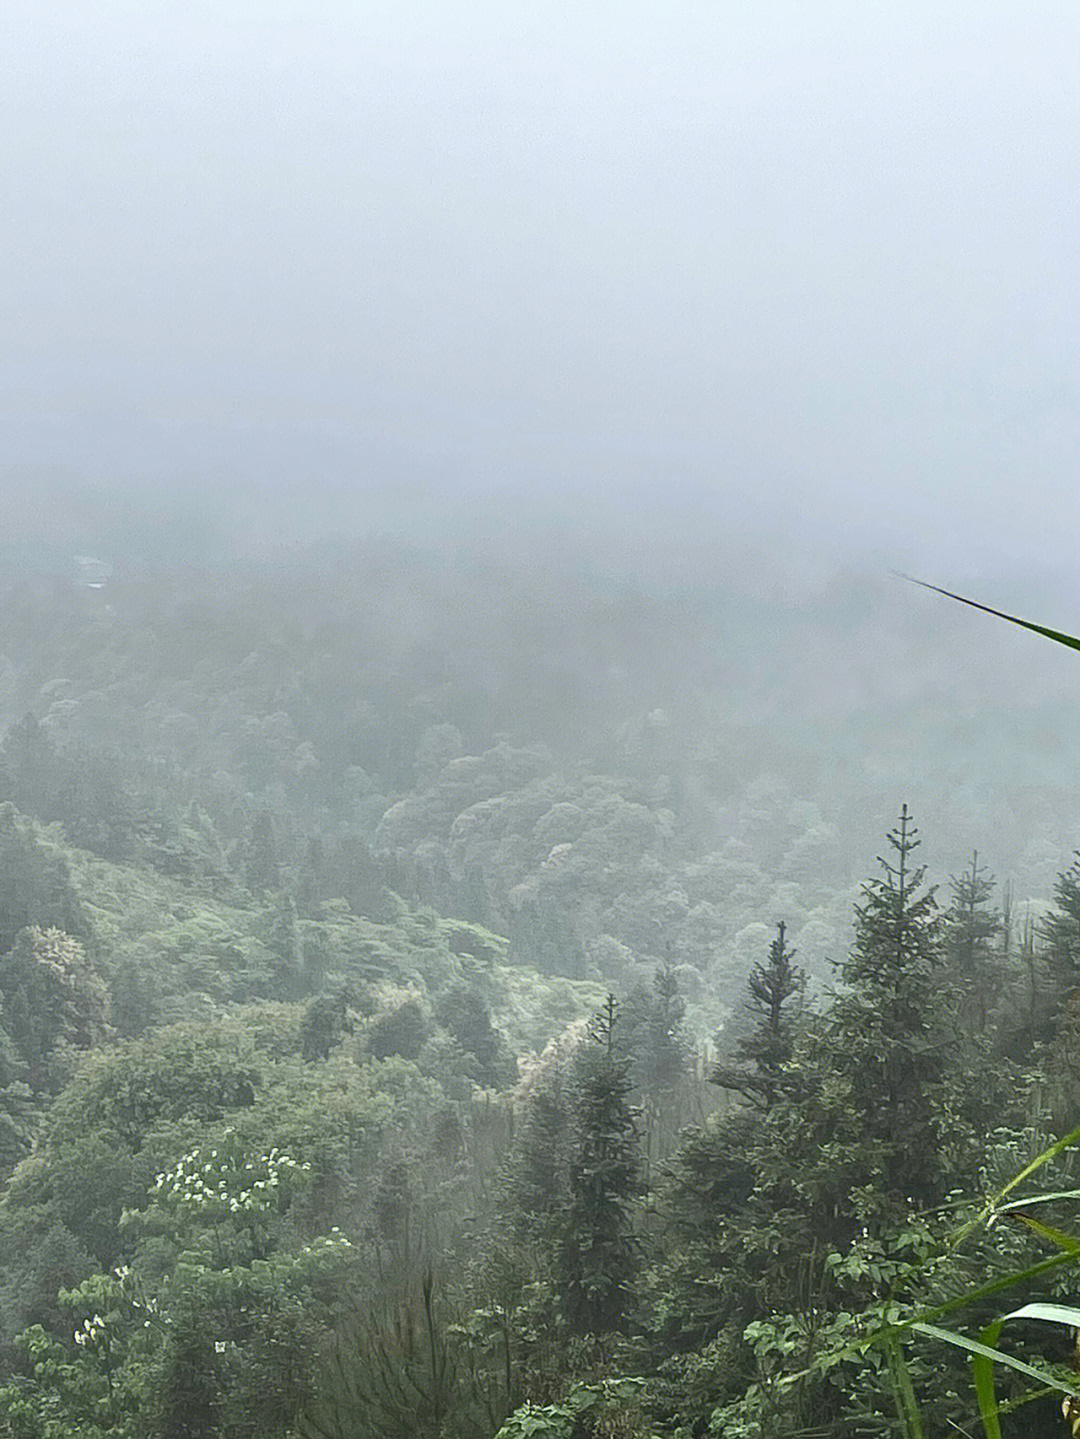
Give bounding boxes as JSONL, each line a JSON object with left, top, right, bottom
{"left": 300, "top": 1270, "right": 511, "bottom": 1439}
{"left": 367, "top": 998, "right": 432, "bottom": 1062}
{"left": 4, "top": 564, "right": 1080, "bottom": 1439}
{"left": 0, "top": 807, "right": 88, "bottom": 958}
{"left": 803, "top": 806, "right": 951, "bottom": 1220}
{"left": 0, "top": 928, "right": 109, "bottom": 1091}
{"left": 494, "top": 1377, "right": 650, "bottom": 1439}
{"left": 943, "top": 851, "right": 1003, "bottom": 1033}
{"left": 712, "top": 920, "right": 805, "bottom": 1111}
{"left": 557, "top": 998, "right": 642, "bottom": 1338}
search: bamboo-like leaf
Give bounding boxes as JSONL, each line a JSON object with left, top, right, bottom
{"left": 969, "top": 1305, "right": 1080, "bottom": 1438}
{"left": 911, "top": 1322, "right": 1080, "bottom": 1397}
{"left": 1000, "top": 1303, "right": 1080, "bottom": 1327}
{"left": 884, "top": 1330, "right": 926, "bottom": 1439}
{"left": 898, "top": 575, "right": 1080, "bottom": 654}
{"left": 941, "top": 1123, "right": 1080, "bottom": 1255}
{"left": 971, "top": 1317, "right": 1006, "bottom": 1439}
{"left": 1004, "top": 1212, "right": 1080, "bottom": 1254}
{"left": 897, "top": 1249, "right": 1077, "bottom": 1333}
{"left": 997, "top": 1123, "right": 1080, "bottom": 1203}
{"left": 997, "top": 1190, "right": 1080, "bottom": 1214}
{"left": 777, "top": 1250, "right": 1079, "bottom": 1392}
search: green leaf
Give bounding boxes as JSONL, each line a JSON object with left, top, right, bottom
{"left": 899, "top": 576, "right": 1080, "bottom": 654}
{"left": 1000, "top": 1303, "right": 1080, "bottom": 1328}
{"left": 996, "top": 1189, "right": 1080, "bottom": 1213}
{"left": 971, "top": 1316, "right": 1006, "bottom": 1439}
{"left": 996, "top": 1121, "right": 1080, "bottom": 1203}
{"left": 883, "top": 1331, "right": 925, "bottom": 1439}
{"left": 912, "top": 1321, "right": 1079, "bottom": 1397}
{"left": 969, "top": 1305, "right": 1080, "bottom": 1438}
{"left": 1004, "top": 1212, "right": 1080, "bottom": 1254}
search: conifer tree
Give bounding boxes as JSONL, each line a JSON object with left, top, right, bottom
{"left": 790, "top": 806, "right": 949, "bottom": 1227}
{"left": 619, "top": 958, "right": 690, "bottom": 1170}
{"left": 943, "top": 851, "right": 1002, "bottom": 1032}
{"left": 509, "top": 1067, "right": 571, "bottom": 1242}
{"left": 1036, "top": 855, "right": 1080, "bottom": 1124}
{"left": 713, "top": 920, "right": 805, "bottom": 1111}
{"left": 557, "top": 996, "right": 641, "bottom": 1337}
{"left": 1041, "top": 852, "right": 1080, "bottom": 1012}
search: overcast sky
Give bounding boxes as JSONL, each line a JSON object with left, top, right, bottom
{"left": 2, "top": 1, "right": 1078, "bottom": 582}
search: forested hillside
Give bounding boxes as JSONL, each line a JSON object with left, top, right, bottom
{"left": 0, "top": 543, "right": 1079, "bottom": 1435}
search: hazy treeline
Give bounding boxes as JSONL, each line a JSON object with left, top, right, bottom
{"left": 0, "top": 545, "right": 1076, "bottom": 1434}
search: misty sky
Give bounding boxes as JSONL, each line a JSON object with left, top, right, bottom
{"left": 2, "top": 1, "right": 1078, "bottom": 580}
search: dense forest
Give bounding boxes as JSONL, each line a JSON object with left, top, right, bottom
{"left": 0, "top": 540, "right": 1079, "bottom": 1436}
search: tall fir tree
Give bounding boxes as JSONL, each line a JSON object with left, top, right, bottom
{"left": 245, "top": 811, "right": 281, "bottom": 892}
{"left": 792, "top": 806, "right": 949, "bottom": 1228}
{"left": 266, "top": 892, "right": 303, "bottom": 999}
{"left": 713, "top": 920, "right": 805, "bottom": 1111}
{"left": 618, "top": 958, "right": 690, "bottom": 1173}
{"left": 943, "top": 851, "right": 1002, "bottom": 1033}
{"left": 1038, "top": 855, "right": 1080, "bottom": 1125}
{"left": 1041, "top": 853, "right": 1080, "bottom": 1014}
{"left": 508, "top": 1065, "right": 572, "bottom": 1244}
{"left": 557, "top": 996, "right": 641, "bottom": 1337}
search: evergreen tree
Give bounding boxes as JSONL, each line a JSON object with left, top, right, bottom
{"left": 943, "top": 850, "right": 1002, "bottom": 1032}
{"left": 1, "top": 714, "right": 61, "bottom": 823}
{"left": 509, "top": 1068, "right": 571, "bottom": 1242}
{"left": 619, "top": 959, "right": 690, "bottom": 1174}
{"left": 434, "top": 986, "right": 509, "bottom": 1088}
{"left": 299, "top": 990, "right": 352, "bottom": 1061}
{"left": 774, "top": 807, "right": 949, "bottom": 1239}
{"left": 557, "top": 996, "right": 641, "bottom": 1337}
{"left": 1041, "top": 852, "right": 1080, "bottom": 1013}
{"left": 0, "top": 804, "right": 88, "bottom": 955}
{"left": 641, "top": 957, "right": 689, "bottom": 1096}
{"left": 368, "top": 1000, "right": 432, "bottom": 1062}
{"left": 713, "top": 920, "right": 805, "bottom": 1111}
{"left": 1036, "top": 855, "right": 1080, "bottom": 1125}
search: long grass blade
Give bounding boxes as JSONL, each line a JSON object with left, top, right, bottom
{"left": 911, "top": 1322, "right": 1080, "bottom": 1398}
{"left": 969, "top": 1306, "right": 1080, "bottom": 1438}
{"left": 971, "top": 1317, "right": 1006, "bottom": 1439}
{"left": 883, "top": 1331, "right": 926, "bottom": 1439}
{"left": 898, "top": 576, "right": 1080, "bottom": 654}
{"left": 996, "top": 1190, "right": 1080, "bottom": 1213}
{"left": 1004, "top": 1212, "right": 1080, "bottom": 1254}
{"left": 1000, "top": 1303, "right": 1080, "bottom": 1327}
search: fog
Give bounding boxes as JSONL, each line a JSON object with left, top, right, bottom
{"left": 3, "top": 1, "right": 1078, "bottom": 585}
{"left": 2, "top": 14, "right": 1080, "bottom": 1423}
{"left": 3, "top": 0, "right": 1080, "bottom": 904}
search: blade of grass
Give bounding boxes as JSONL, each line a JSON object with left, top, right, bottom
{"left": 1004, "top": 1212, "right": 1080, "bottom": 1254}
{"left": 897, "top": 575, "right": 1080, "bottom": 654}
{"left": 971, "top": 1317, "right": 1007, "bottom": 1439}
{"left": 1000, "top": 1303, "right": 1080, "bottom": 1327}
{"left": 997, "top": 1190, "right": 1080, "bottom": 1213}
{"left": 912, "top": 1322, "right": 1079, "bottom": 1399}
{"left": 970, "top": 1307, "right": 1080, "bottom": 1438}
{"left": 884, "top": 1330, "right": 926, "bottom": 1439}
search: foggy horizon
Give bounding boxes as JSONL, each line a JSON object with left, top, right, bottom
{"left": 4, "top": 1, "right": 1078, "bottom": 587}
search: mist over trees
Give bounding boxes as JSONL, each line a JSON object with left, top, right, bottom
{"left": 0, "top": 538, "right": 1074, "bottom": 1434}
